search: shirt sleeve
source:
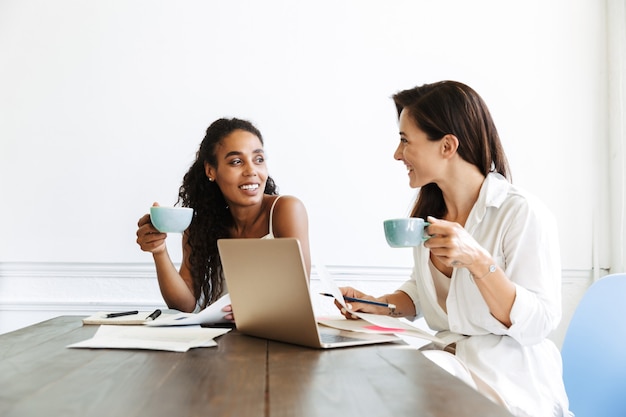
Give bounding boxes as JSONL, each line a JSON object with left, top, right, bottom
{"left": 499, "top": 195, "right": 563, "bottom": 345}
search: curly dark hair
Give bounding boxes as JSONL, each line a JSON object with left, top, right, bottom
{"left": 177, "top": 118, "right": 278, "bottom": 309}
{"left": 392, "top": 81, "right": 510, "bottom": 220}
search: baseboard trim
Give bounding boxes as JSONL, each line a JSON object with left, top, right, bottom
{"left": 0, "top": 260, "right": 596, "bottom": 310}
{"left": 0, "top": 261, "right": 596, "bottom": 278}
{"left": 0, "top": 261, "right": 157, "bottom": 278}
{"left": 0, "top": 261, "right": 598, "bottom": 335}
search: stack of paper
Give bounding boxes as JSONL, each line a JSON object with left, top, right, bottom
{"left": 317, "top": 314, "right": 444, "bottom": 345}
{"left": 67, "top": 325, "right": 231, "bottom": 352}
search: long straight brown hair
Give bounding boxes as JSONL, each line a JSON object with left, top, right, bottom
{"left": 392, "top": 81, "right": 511, "bottom": 219}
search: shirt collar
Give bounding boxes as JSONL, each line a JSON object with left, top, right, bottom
{"left": 466, "top": 172, "right": 511, "bottom": 227}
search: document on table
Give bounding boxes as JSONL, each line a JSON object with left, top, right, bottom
{"left": 316, "top": 263, "right": 446, "bottom": 346}
{"left": 67, "top": 325, "right": 231, "bottom": 352}
{"left": 144, "top": 294, "right": 232, "bottom": 327}
{"left": 317, "top": 314, "right": 445, "bottom": 345}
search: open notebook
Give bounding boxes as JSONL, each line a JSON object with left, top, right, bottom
{"left": 217, "top": 238, "right": 399, "bottom": 348}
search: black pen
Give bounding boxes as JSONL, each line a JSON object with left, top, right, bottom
{"left": 145, "top": 309, "right": 162, "bottom": 321}
{"left": 319, "top": 293, "right": 396, "bottom": 309}
{"left": 105, "top": 310, "right": 139, "bottom": 318}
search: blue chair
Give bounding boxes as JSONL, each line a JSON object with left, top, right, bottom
{"left": 561, "top": 273, "right": 626, "bottom": 417}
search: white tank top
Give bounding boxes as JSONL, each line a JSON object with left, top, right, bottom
{"left": 261, "top": 195, "right": 282, "bottom": 239}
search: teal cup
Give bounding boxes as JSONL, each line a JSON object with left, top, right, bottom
{"left": 149, "top": 206, "right": 194, "bottom": 233}
{"left": 383, "top": 218, "right": 430, "bottom": 248}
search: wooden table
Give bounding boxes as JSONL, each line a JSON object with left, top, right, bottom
{"left": 0, "top": 316, "right": 513, "bottom": 417}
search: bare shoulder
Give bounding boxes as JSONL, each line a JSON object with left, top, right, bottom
{"left": 273, "top": 195, "right": 307, "bottom": 214}
{"left": 270, "top": 195, "right": 310, "bottom": 262}
{"left": 271, "top": 195, "right": 309, "bottom": 229}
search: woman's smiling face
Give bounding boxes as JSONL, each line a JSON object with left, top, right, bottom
{"left": 394, "top": 108, "right": 443, "bottom": 189}
{"left": 205, "top": 129, "right": 268, "bottom": 207}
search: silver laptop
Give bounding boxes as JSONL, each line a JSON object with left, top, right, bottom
{"left": 217, "top": 238, "right": 400, "bottom": 349}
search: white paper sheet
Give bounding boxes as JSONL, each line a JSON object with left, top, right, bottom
{"left": 67, "top": 325, "right": 231, "bottom": 352}
{"left": 316, "top": 264, "right": 348, "bottom": 308}
{"left": 144, "top": 294, "right": 232, "bottom": 327}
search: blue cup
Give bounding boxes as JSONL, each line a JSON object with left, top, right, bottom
{"left": 150, "top": 206, "right": 193, "bottom": 233}
{"left": 383, "top": 218, "right": 430, "bottom": 248}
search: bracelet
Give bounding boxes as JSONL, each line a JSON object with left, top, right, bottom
{"left": 472, "top": 264, "right": 496, "bottom": 280}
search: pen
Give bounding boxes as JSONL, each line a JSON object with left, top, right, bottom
{"left": 319, "top": 293, "right": 396, "bottom": 309}
{"left": 145, "top": 309, "right": 162, "bottom": 321}
{"left": 105, "top": 310, "right": 139, "bottom": 318}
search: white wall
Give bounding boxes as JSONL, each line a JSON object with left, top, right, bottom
{"left": 0, "top": 0, "right": 608, "bottom": 337}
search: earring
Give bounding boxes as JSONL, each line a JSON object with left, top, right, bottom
{"left": 208, "top": 177, "right": 214, "bottom": 182}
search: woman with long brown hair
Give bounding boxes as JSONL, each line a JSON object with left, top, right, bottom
{"left": 338, "top": 81, "right": 571, "bottom": 417}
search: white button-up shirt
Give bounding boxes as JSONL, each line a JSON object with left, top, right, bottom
{"left": 398, "top": 173, "right": 571, "bottom": 417}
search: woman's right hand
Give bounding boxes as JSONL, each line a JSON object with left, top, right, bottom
{"left": 336, "top": 286, "right": 385, "bottom": 319}
{"left": 136, "top": 205, "right": 167, "bottom": 254}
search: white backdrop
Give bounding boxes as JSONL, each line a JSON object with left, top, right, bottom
{"left": 0, "top": 0, "right": 606, "bottom": 271}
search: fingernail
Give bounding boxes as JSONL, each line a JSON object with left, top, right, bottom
{"left": 340, "top": 308, "right": 346, "bottom": 314}
{"left": 346, "top": 303, "right": 352, "bottom": 310}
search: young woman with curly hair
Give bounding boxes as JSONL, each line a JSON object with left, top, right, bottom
{"left": 136, "top": 118, "right": 310, "bottom": 319}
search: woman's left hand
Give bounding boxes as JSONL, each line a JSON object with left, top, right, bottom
{"left": 424, "top": 216, "right": 491, "bottom": 268}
